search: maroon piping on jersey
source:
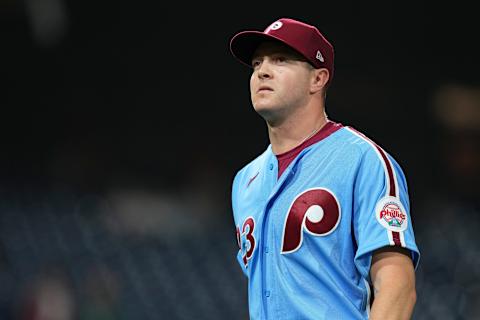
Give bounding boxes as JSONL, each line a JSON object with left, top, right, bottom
{"left": 346, "top": 126, "right": 402, "bottom": 246}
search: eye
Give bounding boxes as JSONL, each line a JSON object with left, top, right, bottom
{"left": 252, "top": 60, "right": 261, "bottom": 68}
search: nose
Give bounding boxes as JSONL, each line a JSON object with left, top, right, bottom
{"left": 256, "top": 60, "right": 272, "bottom": 79}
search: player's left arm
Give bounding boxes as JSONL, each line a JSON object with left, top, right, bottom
{"left": 369, "top": 246, "right": 416, "bottom": 320}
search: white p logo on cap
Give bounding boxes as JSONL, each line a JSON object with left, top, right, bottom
{"left": 265, "top": 21, "right": 283, "bottom": 33}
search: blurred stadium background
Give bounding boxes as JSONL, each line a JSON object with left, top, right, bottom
{"left": 1, "top": 1, "right": 479, "bottom": 319}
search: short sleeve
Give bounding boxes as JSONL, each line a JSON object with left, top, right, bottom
{"left": 353, "top": 146, "right": 420, "bottom": 280}
{"left": 231, "top": 171, "right": 249, "bottom": 276}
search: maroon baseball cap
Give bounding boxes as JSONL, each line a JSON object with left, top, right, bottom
{"left": 230, "top": 18, "right": 334, "bottom": 84}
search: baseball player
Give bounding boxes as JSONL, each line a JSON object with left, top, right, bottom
{"left": 229, "top": 18, "right": 420, "bottom": 319}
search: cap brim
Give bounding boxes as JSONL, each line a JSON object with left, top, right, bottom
{"left": 229, "top": 31, "right": 292, "bottom": 68}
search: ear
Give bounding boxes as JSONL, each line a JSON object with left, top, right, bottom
{"left": 310, "top": 68, "right": 330, "bottom": 94}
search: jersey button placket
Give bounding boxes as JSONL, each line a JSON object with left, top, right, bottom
{"left": 263, "top": 158, "right": 277, "bottom": 318}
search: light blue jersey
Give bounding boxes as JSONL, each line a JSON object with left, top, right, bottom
{"left": 231, "top": 123, "right": 420, "bottom": 320}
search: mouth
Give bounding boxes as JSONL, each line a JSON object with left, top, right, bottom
{"left": 257, "top": 86, "right": 273, "bottom": 93}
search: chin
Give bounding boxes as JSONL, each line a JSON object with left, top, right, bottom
{"left": 253, "top": 105, "right": 281, "bottom": 123}
{"left": 252, "top": 97, "right": 276, "bottom": 112}
{"left": 253, "top": 102, "right": 273, "bottom": 114}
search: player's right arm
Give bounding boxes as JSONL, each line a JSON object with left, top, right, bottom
{"left": 231, "top": 169, "right": 249, "bottom": 276}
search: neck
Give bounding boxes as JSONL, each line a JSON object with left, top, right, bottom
{"left": 268, "top": 110, "right": 328, "bottom": 155}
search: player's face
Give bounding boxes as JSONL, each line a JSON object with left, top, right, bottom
{"left": 250, "top": 41, "right": 315, "bottom": 124}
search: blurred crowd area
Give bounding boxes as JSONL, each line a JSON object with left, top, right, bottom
{"left": 0, "top": 186, "right": 248, "bottom": 320}
{"left": 2, "top": 1, "right": 480, "bottom": 320}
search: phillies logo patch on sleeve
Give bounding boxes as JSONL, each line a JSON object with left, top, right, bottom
{"left": 375, "top": 196, "right": 408, "bottom": 232}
